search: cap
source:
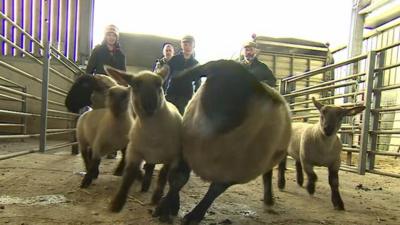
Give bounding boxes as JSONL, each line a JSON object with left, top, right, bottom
{"left": 104, "top": 24, "right": 119, "bottom": 38}
{"left": 181, "top": 35, "right": 195, "bottom": 43}
{"left": 243, "top": 41, "right": 257, "bottom": 48}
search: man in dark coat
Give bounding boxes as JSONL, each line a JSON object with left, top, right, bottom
{"left": 240, "top": 41, "right": 276, "bottom": 87}
{"left": 164, "top": 35, "right": 199, "bottom": 114}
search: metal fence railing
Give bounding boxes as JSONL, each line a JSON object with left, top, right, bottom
{"left": 0, "top": 1, "right": 83, "bottom": 160}
{"left": 280, "top": 42, "right": 400, "bottom": 178}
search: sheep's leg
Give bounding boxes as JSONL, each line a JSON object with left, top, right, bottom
{"left": 328, "top": 167, "right": 345, "bottom": 210}
{"left": 182, "top": 182, "right": 233, "bottom": 225}
{"left": 153, "top": 158, "right": 190, "bottom": 223}
{"left": 277, "top": 157, "right": 287, "bottom": 190}
{"left": 80, "top": 157, "right": 101, "bottom": 188}
{"left": 151, "top": 164, "right": 170, "bottom": 205}
{"left": 263, "top": 170, "right": 274, "bottom": 206}
{"left": 114, "top": 147, "right": 126, "bottom": 176}
{"left": 80, "top": 145, "right": 91, "bottom": 172}
{"left": 141, "top": 163, "right": 155, "bottom": 192}
{"left": 303, "top": 162, "right": 317, "bottom": 195}
{"left": 110, "top": 160, "right": 142, "bottom": 212}
{"left": 296, "top": 160, "right": 304, "bottom": 186}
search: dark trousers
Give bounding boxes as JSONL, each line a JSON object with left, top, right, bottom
{"left": 166, "top": 95, "right": 190, "bottom": 115}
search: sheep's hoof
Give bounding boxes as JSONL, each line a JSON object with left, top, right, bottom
{"left": 141, "top": 182, "right": 151, "bottom": 192}
{"left": 80, "top": 176, "right": 92, "bottom": 188}
{"left": 306, "top": 183, "right": 316, "bottom": 195}
{"left": 264, "top": 197, "right": 274, "bottom": 206}
{"left": 278, "top": 180, "right": 286, "bottom": 190}
{"left": 182, "top": 212, "right": 201, "bottom": 225}
{"left": 153, "top": 197, "right": 176, "bottom": 223}
{"left": 109, "top": 198, "right": 125, "bottom": 213}
{"left": 334, "top": 205, "right": 345, "bottom": 211}
{"left": 151, "top": 191, "right": 163, "bottom": 205}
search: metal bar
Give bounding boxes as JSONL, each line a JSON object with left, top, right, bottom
{"left": 374, "top": 40, "right": 400, "bottom": 53}
{"left": 359, "top": 51, "right": 376, "bottom": 175}
{"left": 370, "top": 130, "right": 400, "bottom": 134}
{"left": 0, "top": 74, "right": 24, "bottom": 88}
{"left": 48, "top": 109, "right": 79, "bottom": 117}
{"left": 0, "top": 85, "right": 65, "bottom": 106}
{"left": 375, "top": 62, "right": 400, "bottom": 72}
{"left": 0, "top": 33, "right": 42, "bottom": 64}
{"left": 0, "top": 134, "right": 40, "bottom": 139}
{"left": 289, "top": 92, "right": 364, "bottom": 107}
{"left": 292, "top": 114, "right": 319, "bottom": 120}
{"left": 294, "top": 72, "right": 366, "bottom": 93}
{"left": 371, "top": 106, "right": 400, "bottom": 113}
{"left": 47, "top": 128, "right": 76, "bottom": 132}
{"left": 40, "top": 2, "right": 51, "bottom": 153}
{"left": 0, "top": 60, "right": 68, "bottom": 96}
{"left": 256, "top": 39, "right": 328, "bottom": 52}
{"left": 0, "top": 123, "right": 24, "bottom": 127}
{"left": 49, "top": 66, "right": 74, "bottom": 84}
{"left": 284, "top": 81, "right": 357, "bottom": 98}
{"left": 342, "top": 147, "right": 359, "bottom": 152}
{"left": 374, "top": 83, "right": 400, "bottom": 92}
{"left": 367, "top": 151, "right": 400, "bottom": 157}
{"left": 0, "top": 109, "right": 74, "bottom": 121}
{"left": 0, "top": 93, "right": 25, "bottom": 102}
{"left": 50, "top": 45, "right": 84, "bottom": 73}
{"left": 367, "top": 170, "right": 400, "bottom": 179}
{"left": 0, "top": 10, "right": 44, "bottom": 48}
{"left": 0, "top": 142, "right": 78, "bottom": 161}
{"left": 368, "top": 52, "right": 385, "bottom": 171}
{"left": 282, "top": 54, "right": 368, "bottom": 82}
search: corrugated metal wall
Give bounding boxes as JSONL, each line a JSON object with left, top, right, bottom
{"left": 0, "top": 0, "right": 91, "bottom": 62}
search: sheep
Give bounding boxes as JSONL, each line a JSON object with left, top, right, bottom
{"left": 65, "top": 74, "right": 118, "bottom": 113}
{"left": 105, "top": 65, "right": 182, "bottom": 211}
{"left": 77, "top": 84, "right": 133, "bottom": 188}
{"left": 65, "top": 71, "right": 164, "bottom": 193}
{"left": 277, "top": 97, "right": 365, "bottom": 210}
{"left": 152, "top": 60, "right": 292, "bottom": 224}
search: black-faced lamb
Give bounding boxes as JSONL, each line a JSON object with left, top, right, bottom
{"left": 77, "top": 84, "right": 133, "bottom": 188}
{"left": 277, "top": 97, "right": 365, "bottom": 210}
{"left": 105, "top": 66, "right": 182, "bottom": 211}
{"left": 152, "top": 60, "right": 292, "bottom": 224}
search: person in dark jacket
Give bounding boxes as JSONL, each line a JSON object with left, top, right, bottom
{"left": 153, "top": 42, "right": 175, "bottom": 71}
{"left": 86, "top": 24, "right": 126, "bottom": 75}
{"left": 164, "top": 35, "right": 199, "bottom": 114}
{"left": 240, "top": 41, "right": 276, "bottom": 87}
{"left": 85, "top": 24, "right": 126, "bottom": 159}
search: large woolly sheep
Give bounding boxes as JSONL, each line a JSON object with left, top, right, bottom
{"left": 105, "top": 66, "right": 182, "bottom": 211}
{"left": 278, "top": 97, "right": 365, "bottom": 210}
{"left": 77, "top": 85, "right": 133, "bottom": 188}
{"left": 153, "top": 60, "right": 292, "bottom": 224}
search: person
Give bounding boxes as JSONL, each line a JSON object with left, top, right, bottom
{"left": 240, "top": 41, "right": 276, "bottom": 87}
{"left": 86, "top": 24, "right": 126, "bottom": 75}
{"left": 164, "top": 35, "right": 199, "bottom": 114}
{"left": 153, "top": 42, "right": 175, "bottom": 71}
{"left": 85, "top": 24, "right": 126, "bottom": 159}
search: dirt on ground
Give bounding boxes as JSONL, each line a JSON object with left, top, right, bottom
{"left": 0, "top": 149, "right": 399, "bottom": 225}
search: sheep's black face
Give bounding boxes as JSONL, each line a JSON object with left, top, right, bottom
{"left": 319, "top": 106, "right": 343, "bottom": 136}
{"left": 131, "top": 73, "right": 163, "bottom": 117}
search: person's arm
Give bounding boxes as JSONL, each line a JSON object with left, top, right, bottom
{"left": 86, "top": 47, "right": 98, "bottom": 74}
{"left": 259, "top": 63, "right": 277, "bottom": 87}
{"left": 121, "top": 53, "right": 127, "bottom": 71}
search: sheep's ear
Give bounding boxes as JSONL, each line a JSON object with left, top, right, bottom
{"left": 104, "top": 65, "right": 134, "bottom": 86}
{"left": 312, "top": 97, "right": 323, "bottom": 111}
{"left": 344, "top": 106, "right": 366, "bottom": 116}
{"left": 155, "top": 65, "right": 170, "bottom": 80}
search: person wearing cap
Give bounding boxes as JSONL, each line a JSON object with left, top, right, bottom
{"left": 153, "top": 42, "right": 175, "bottom": 72}
{"left": 164, "top": 35, "right": 199, "bottom": 114}
{"left": 86, "top": 24, "right": 126, "bottom": 75}
{"left": 240, "top": 41, "right": 276, "bottom": 87}
{"left": 85, "top": 24, "right": 126, "bottom": 159}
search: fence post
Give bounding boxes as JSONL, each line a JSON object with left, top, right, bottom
{"left": 367, "top": 51, "right": 385, "bottom": 170}
{"left": 358, "top": 50, "right": 376, "bottom": 174}
{"left": 39, "top": 0, "right": 50, "bottom": 153}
